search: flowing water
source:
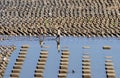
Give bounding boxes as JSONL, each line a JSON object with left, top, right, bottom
{"left": 1, "top": 36, "right": 120, "bottom": 78}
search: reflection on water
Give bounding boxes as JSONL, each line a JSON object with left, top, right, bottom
{"left": 1, "top": 36, "right": 120, "bottom": 78}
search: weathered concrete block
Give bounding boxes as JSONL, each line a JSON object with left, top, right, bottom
{"left": 103, "top": 46, "right": 111, "bottom": 49}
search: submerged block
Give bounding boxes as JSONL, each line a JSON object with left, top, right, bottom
{"left": 82, "top": 46, "right": 90, "bottom": 49}
{"left": 82, "top": 56, "right": 90, "bottom": 59}
{"left": 105, "top": 56, "right": 112, "bottom": 59}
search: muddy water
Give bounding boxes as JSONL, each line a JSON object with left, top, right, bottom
{"left": 1, "top": 36, "right": 120, "bottom": 78}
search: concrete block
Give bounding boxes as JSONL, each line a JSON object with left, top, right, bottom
{"left": 59, "top": 69, "right": 68, "bottom": 73}
{"left": 58, "top": 73, "right": 67, "bottom": 77}
{"left": 103, "top": 46, "right": 111, "bottom": 49}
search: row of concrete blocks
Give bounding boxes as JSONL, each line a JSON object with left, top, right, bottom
{"left": 1, "top": 27, "right": 120, "bottom": 38}
{"left": 0, "top": 46, "right": 16, "bottom": 78}
{"left": 58, "top": 50, "right": 69, "bottom": 78}
{"left": 10, "top": 45, "right": 29, "bottom": 78}
{"left": 34, "top": 50, "right": 48, "bottom": 78}
{"left": 82, "top": 53, "right": 91, "bottom": 78}
{"left": 0, "top": 16, "right": 118, "bottom": 25}
{"left": 0, "top": 0, "right": 119, "bottom": 17}
{"left": 0, "top": 46, "right": 16, "bottom": 58}
{"left": 0, "top": 0, "right": 119, "bottom": 8}
{"left": 0, "top": 56, "right": 9, "bottom": 78}
{"left": 0, "top": 9, "right": 119, "bottom": 20}
{"left": 0, "top": 14, "right": 119, "bottom": 30}
{"left": 1, "top": 17, "right": 120, "bottom": 37}
{"left": 105, "top": 59, "right": 116, "bottom": 78}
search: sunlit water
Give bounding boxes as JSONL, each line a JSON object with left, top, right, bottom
{"left": 1, "top": 36, "right": 120, "bottom": 78}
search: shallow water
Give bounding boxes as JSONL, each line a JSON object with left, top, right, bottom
{"left": 1, "top": 36, "right": 120, "bottom": 78}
